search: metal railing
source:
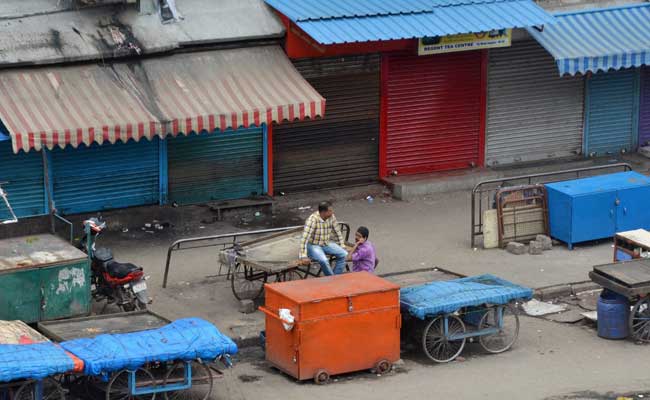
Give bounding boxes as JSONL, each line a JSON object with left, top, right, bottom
{"left": 470, "top": 163, "right": 633, "bottom": 248}
{"left": 0, "top": 182, "right": 18, "bottom": 224}
{"left": 162, "top": 223, "right": 351, "bottom": 288}
{"left": 54, "top": 213, "right": 74, "bottom": 243}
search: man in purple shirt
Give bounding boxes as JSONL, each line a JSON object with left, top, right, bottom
{"left": 346, "top": 226, "right": 377, "bottom": 273}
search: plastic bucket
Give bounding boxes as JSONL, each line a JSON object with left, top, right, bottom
{"left": 597, "top": 290, "right": 630, "bottom": 339}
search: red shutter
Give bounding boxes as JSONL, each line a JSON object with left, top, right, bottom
{"left": 381, "top": 51, "right": 484, "bottom": 176}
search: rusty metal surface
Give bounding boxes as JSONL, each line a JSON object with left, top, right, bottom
{"left": 37, "top": 310, "right": 170, "bottom": 342}
{"left": 0, "top": 234, "right": 86, "bottom": 272}
{"left": 496, "top": 185, "right": 548, "bottom": 247}
{"left": 0, "top": 320, "right": 50, "bottom": 344}
{"left": 273, "top": 54, "right": 380, "bottom": 193}
{"left": 229, "top": 228, "right": 304, "bottom": 273}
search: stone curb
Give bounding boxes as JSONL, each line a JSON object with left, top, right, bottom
{"left": 534, "top": 280, "right": 601, "bottom": 301}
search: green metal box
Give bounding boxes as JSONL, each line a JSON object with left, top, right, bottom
{"left": 0, "top": 234, "right": 90, "bottom": 323}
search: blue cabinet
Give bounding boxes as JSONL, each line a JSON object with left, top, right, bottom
{"left": 545, "top": 172, "right": 650, "bottom": 249}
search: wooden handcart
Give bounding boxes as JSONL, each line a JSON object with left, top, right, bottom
{"left": 220, "top": 224, "right": 353, "bottom": 301}
{"left": 1, "top": 311, "right": 237, "bottom": 400}
{"left": 589, "top": 259, "right": 650, "bottom": 342}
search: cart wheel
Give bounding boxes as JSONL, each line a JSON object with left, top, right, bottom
{"left": 313, "top": 370, "right": 329, "bottom": 385}
{"left": 421, "top": 315, "right": 466, "bottom": 363}
{"left": 230, "top": 264, "right": 266, "bottom": 301}
{"left": 106, "top": 368, "right": 156, "bottom": 400}
{"left": 630, "top": 296, "right": 650, "bottom": 342}
{"left": 13, "top": 378, "right": 65, "bottom": 400}
{"left": 13, "top": 382, "right": 35, "bottom": 400}
{"left": 276, "top": 269, "right": 305, "bottom": 282}
{"left": 122, "top": 300, "right": 148, "bottom": 313}
{"left": 478, "top": 304, "right": 520, "bottom": 354}
{"left": 374, "top": 359, "right": 392, "bottom": 375}
{"left": 163, "top": 361, "right": 213, "bottom": 400}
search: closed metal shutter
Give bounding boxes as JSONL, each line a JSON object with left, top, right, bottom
{"left": 51, "top": 139, "right": 160, "bottom": 215}
{"left": 273, "top": 54, "right": 380, "bottom": 193}
{"left": 585, "top": 69, "right": 640, "bottom": 156}
{"left": 640, "top": 67, "right": 650, "bottom": 147}
{"left": 168, "top": 128, "right": 264, "bottom": 204}
{"left": 486, "top": 41, "right": 584, "bottom": 166}
{"left": 384, "top": 52, "right": 482, "bottom": 176}
{"left": 0, "top": 141, "right": 45, "bottom": 219}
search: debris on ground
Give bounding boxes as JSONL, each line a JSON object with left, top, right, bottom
{"left": 529, "top": 240, "right": 543, "bottom": 255}
{"left": 536, "top": 234, "right": 553, "bottom": 250}
{"left": 506, "top": 241, "right": 526, "bottom": 255}
{"left": 239, "top": 300, "right": 256, "bottom": 314}
{"left": 544, "top": 309, "right": 587, "bottom": 323}
{"left": 581, "top": 311, "right": 597, "bottom": 321}
{"left": 522, "top": 299, "right": 568, "bottom": 316}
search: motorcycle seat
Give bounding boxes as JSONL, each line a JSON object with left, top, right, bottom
{"left": 106, "top": 260, "right": 142, "bottom": 279}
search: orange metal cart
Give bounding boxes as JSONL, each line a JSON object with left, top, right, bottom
{"left": 260, "top": 272, "right": 400, "bottom": 384}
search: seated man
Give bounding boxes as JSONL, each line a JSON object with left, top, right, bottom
{"left": 346, "top": 226, "right": 377, "bottom": 273}
{"left": 299, "top": 201, "right": 348, "bottom": 276}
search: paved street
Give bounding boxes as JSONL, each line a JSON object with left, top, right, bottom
{"left": 89, "top": 186, "right": 650, "bottom": 400}
{"left": 217, "top": 316, "right": 648, "bottom": 400}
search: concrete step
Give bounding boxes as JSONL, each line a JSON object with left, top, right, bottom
{"left": 383, "top": 154, "right": 650, "bottom": 200}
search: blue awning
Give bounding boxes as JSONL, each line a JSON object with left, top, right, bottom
{"left": 266, "top": 0, "right": 555, "bottom": 45}
{"left": 527, "top": 4, "right": 650, "bottom": 76}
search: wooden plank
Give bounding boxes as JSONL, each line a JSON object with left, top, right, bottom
{"left": 589, "top": 271, "right": 650, "bottom": 297}
{"left": 38, "top": 311, "right": 170, "bottom": 341}
{"left": 0, "top": 234, "right": 86, "bottom": 272}
{"left": 232, "top": 228, "right": 304, "bottom": 272}
{"left": 0, "top": 320, "right": 50, "bottom": 344}
{"left": 593, "top": 260, "right": 650, "bottom": 287}
{"left": 616, "top": 229, "right": 650, "bottom": 248}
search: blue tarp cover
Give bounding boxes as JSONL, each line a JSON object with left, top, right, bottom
{"left": 61, "top": 318, "right": 238, "bottom": 376}
{"left": 400, "top": 274, "right": 533, "bottom": 319}
{"left": 0, "top": 342, "right": 74, "bottom": 383}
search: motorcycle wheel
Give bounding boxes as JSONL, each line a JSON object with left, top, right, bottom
{"left": 121, "top": 300, "right": 147, "bottom": 312}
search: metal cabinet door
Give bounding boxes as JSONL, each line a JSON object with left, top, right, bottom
{"left": 40, "top": 261, "right": 91, "bottom": 321}
{"left": 616, "top": 186, "right": 650, "bottom": 232}
{"left": 572, "top": 192, "right": 617, "bottom": 243}
{"left": 0, "top": 269, "right": 42, "bottom": 323}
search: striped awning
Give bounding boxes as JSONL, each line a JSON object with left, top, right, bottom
{"left": 0, "top": 46, "right": 325, "bottom": 153}
{"left": 527, "top": 4, "right": 650, "bottom": 76}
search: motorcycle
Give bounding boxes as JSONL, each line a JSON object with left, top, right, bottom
{"left": 81, "top": 217, "right": 151, "bottom": 312}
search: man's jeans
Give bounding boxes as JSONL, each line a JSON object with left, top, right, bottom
{"left": 307, "top": 243, "right": 348, "bottom": 276}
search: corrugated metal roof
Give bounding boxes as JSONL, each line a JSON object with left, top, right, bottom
{"left": 0, "top": 46, "right": 325, "bottom": 153}
{"left": 266, "top": 0, "right": 555, "bottom": 44}
{"left": 527, "top": 4, "right": 650, "bottom": 76}
{"left": 265, "top": 0, "right": 498, "bottom": 21}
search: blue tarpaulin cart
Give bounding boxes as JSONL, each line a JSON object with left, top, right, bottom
{"left": 1, "top": 313, "right": 238, "bottom": 400}
{"left": 61, "top": 316, "right": 237, "bottom": 400}
{"left": 400, "top": 274, "right": 533, "bottom": 363}
{"left": 0, "top": 321, "right": 73, "bottom": 400}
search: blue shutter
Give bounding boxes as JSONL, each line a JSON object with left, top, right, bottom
{"left": 640, "top": 67, "right": 650, "bottom": 147}
{"left": 167, "top": 127, "right": 264, "bottom": 204}
{"left": 585, "top": 69, "right": 640, "bottom": 156}
{"left": 51, "top": 139, "right": 160, "bottom": 215}
{"left": 0, "top": 141, "right": 45, "bottom": 219}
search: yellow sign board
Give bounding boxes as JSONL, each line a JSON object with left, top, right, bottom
{"left": 418, "top": 29, "right": 512, "bottom": 55}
